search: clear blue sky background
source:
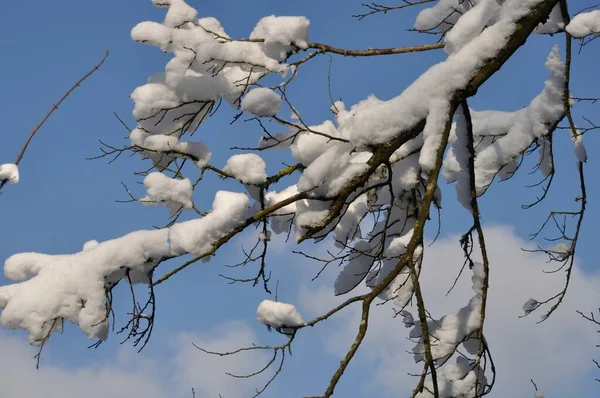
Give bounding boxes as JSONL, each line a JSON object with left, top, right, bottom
{"left": 0, "top": 1, "right": 599, "bottom": 397}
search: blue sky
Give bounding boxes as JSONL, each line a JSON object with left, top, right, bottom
{"left": 0, "top": 1, "right": 599, "bottom": 397}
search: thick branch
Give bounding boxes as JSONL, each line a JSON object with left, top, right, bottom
{"left": 306, "top": 42, "right": 444, "bottom": 56}
{"left": 300, "top": 0, "right": 562, "bottom": 242}
{"left": 461, "top": 100, "right": 492, "bottom": 391}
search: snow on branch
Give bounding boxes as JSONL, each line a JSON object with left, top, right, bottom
{"left": 444, "top": 46, "right": 567, "bottom": 199}
{"left": 0, "top": 164, "right": 19, "bottom": 184}
{"left": 256, "top": 300, "right": 303, "bottom": 333}
{"left": 566, "top": 10, "right": 600, "bottom": 37}
{"left": 0, "top": 191, "right": 250, "bottom": 343}
{"left": 0, "top": 0, "right": 595, "bottom": 396}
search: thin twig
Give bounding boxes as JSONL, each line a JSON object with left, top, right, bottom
{"left": 0, "top": 51, "right": 109, "bottom": 192}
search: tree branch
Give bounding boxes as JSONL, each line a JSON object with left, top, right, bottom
{"left": 0, "top": 51, "right": 109, "bottom": 192}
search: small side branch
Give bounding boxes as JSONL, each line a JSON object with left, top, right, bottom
{"left": 461, "top": 100, "right": 492, "bottom": 393}
{"left": 353, "top": 0, "right": 436, "bottom": 20}
{"left": 0, "top": 51, "right": 109, "bottom": 192}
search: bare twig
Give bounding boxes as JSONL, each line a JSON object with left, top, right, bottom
{"left": 0, "top": 51, "right": 109, "bottom": 192}
{"left": 353, "top": 0, "right": 436, "bottom": 20}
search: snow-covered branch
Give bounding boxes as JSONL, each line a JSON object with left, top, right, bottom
{"left": 1, "top": 0, "right": 596, "bottom": 396}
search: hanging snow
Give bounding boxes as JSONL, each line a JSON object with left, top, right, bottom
{"left": 241, "top": 88, "right": 282, "bottom": 117}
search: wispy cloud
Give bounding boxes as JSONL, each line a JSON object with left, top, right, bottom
{"left": 297, "top": 225, "right": 600, "bottom": 397}
{"left": 0, "top": 322, "right": 268, "bottom": 398}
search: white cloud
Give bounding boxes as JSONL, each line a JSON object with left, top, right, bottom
{"left": 171, "top": 322, "right": 270, "bottom": 398}
{"left": 0, "top": 225, "right": 597, "bottom": 398}
{"left": 0, "top": 322, "right": 268, "bottom": 398}
{"left": 297, "top": 225, "right": 600, "bottom": 397}
{"left": 0, "top": 333, "right": 167, "bottom": 398}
